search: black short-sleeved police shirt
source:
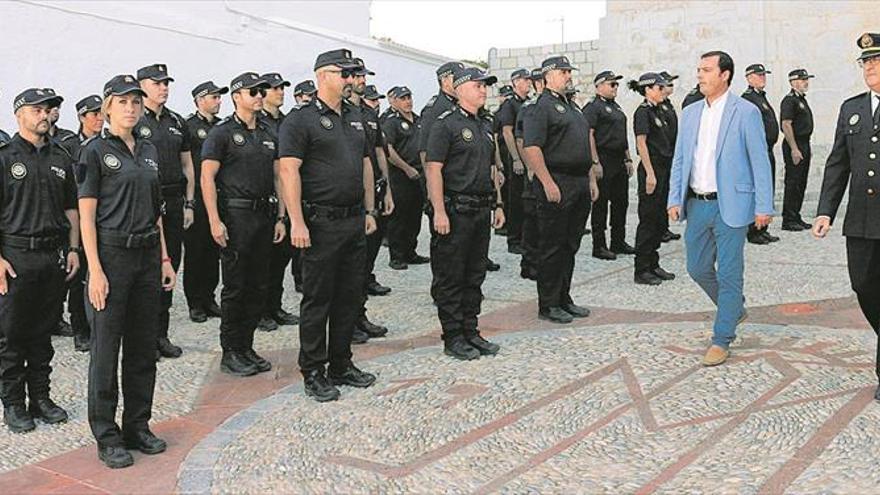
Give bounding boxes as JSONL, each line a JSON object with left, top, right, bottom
{"left": 57, "top": 132, "right": 91, "bottom": 162}
{"left": 659, "top": 98, "right": 678, "bottom": 144}
{"left": 514, "top": 97, "right": 538, "bottom": 140}
{"left": 741, "top": 87, "right": 780, "bottom": 146}
{"left": 419, "top": 91, "right": 457, "bottom": 152}
{"left": 77, "top": 130, "right": 162, "bottom": 234}
{"left": 497, "top": 94, "right": 525, "bottom": 164}
{"left": 278, "top": 97, "right": 370, "bottom": 206}
{"left": 135, "top": 106, "right": 191, "bottom": 187}
{"left": 382, "top": 109, "right": 422, "bottom": 169}
{"left": 633, "top": 100, "right": 675, "bottom": 161}
{"left": 52, "top": 126, "right": 78, "bottom": 155}
{"left": 201, "top": 113, "right": 277, "bottom": 200}
{"left": 352, "top": 103, "right": 385, "bottom": 177}
{"left": 780, "top": 90, "right": 814, "bottom": 138}
{"left": 0, "top": 134, "right": 77, "bottom": 238}
{"left": 186, "top": 111, "right": 220, "bottom": 189}
{"left": 426, "top": 106, "right": 496, "bottom": 196}
{"left": 0, "top": 129, "right": 11, "bottom": 145}
{"left": 522, "top": 89, "right": 592, "bottom": 175}
{"left": 258, "top": 108, "right": 285, "bottom": 138}
{"left": 582, "top": 96, "right": 628, "bottom": 153}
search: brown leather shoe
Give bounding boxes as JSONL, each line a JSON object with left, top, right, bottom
{"left": 702, "top": 345, "right": 729, "bottom": 366}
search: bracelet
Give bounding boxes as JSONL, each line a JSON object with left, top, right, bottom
{"left": 161, "top": 257, "right": 172, "bottom": 264}
{"left": 184, "top": 199, "right": 195, "bottom": 209}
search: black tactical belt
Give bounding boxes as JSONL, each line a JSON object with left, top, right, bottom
{"left": 445, "top": 193, "right": 495, "bottom": 213}
{"left": 160, "top": 183, "right": 185, "bottom": 196}
{"left": 687, "top": 188, "right": 718, "bottom": 201}
{"left": 303, "top": 202, "right": 363, "bottom": 220}
{"left": 98, "top": 229, "right": 160, "bottom": 248}
{"left": 0, "top": 234, "right": 65, "bottom": 251}
{"left": 224, "top": 197, "right": 276, "bottom": 211}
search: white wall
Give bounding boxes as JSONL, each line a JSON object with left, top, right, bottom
{"left": 0, "top": 0, "right": 446, "bottom": 133}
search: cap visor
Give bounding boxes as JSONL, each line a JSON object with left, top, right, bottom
{"left": 479, "top": 75, "right": 498, "bottom": 86}
{"left": 215, "top": 87, "right": 230, "bottom": 95}
{"left": 269, "top": 81, "right": 291, "bottom": 88}
{"left": 111, "top": 87, "right": 147, "bottom": 97}
{"left": 242, "top": 81, "right": 272, "bottom": 90}
{"left": 151, "top": 76, "right": 175, "bottom": 82}
{"left": 29, "top": 96, "right": 64, "bottom": 108}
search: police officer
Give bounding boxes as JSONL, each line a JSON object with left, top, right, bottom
{"left": 583, "top": 70, "right": 634, "bottom": 261}
{"left": 682, "top": 83, "right": 705, "bottom": 109}
{"left": 348, "top": 60, "right": 393, "bottom": 343}
{"left": 629, "top": 73, "right": 676, "bottom": 285}
{"left": 183, "top": 81, "right": 227, "bottom": 323}
{"left": 79, "top": 75, "right": 176, "bottom": 468}
{"left": 383, "top": 86, "right": 426, "bottom": 270}
{"left": 257, "top": 72, "right": 298, "bottom": 332}
{"left": 66, "top": 95, "right": 105, "bottom": 353}
{"left": 361, "top": 84, "right": 394, "bottom": 297}
{"left": 379, "top": 86, "right": 400, "bottom": 123}
{"left": 522, "top": 55, "right": 598, "bottom": 324}
{"left": 0, "top": 88, "right": 79, "bottom": 433}
{"left": 514, "top": 68, "right": 544, "bottom": 280}
{"left": 426, "top": 66, "right": 504, "bottom": 360}
{"left": 814, "top": 32, "right": 880, "bottom": 401}
{"left": 289, "top": 79, "right": 318, "bottom": 294}
{"left": 420, "top": 62, "right": 466, "bottom": 165}
{"left": 742, "top": 64, "right": 781, "bottom": 245}
{"left": 201, "top": 73, "right": 281, "bottom": 377}
{"left": 658, "top": 71, "right": 682, "bottom": 243}
{"left": 780, "top": 68, "right": 815, "bottom": 231}
{"left": 135, "top": 63, "right": 194, "bottom": 359}
{"left": 278, "top": 49, "right": 378, "bottom": 402}
{"left": 497, "top": 68, "right": 530, "bottom": 255}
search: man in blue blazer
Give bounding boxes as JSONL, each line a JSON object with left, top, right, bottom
{"left": 667, "top": 51, "right": 775, "bottom": 366}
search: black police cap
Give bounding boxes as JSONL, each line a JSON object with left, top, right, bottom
{"left": 745, "top": 64, "right": 771, "bottom": 76}
{"left": 230, "top": 72, "right": 270, "bottom": 93}
{"left": 499, "top": 85, "right": 514, "bottom": 97}
{"left": 659, "top": 71, "right": 679, "bottom": 82}
{"left": 788, "top": 68, "right": 815, "bottom": 81}
{"left": 191, "top": 81, "right": 229, "bottom": 99}
{"left": 76, "top": 95, "right": 103, "bottom": 115}
{"left": 353, "top": 57, "right": 375, "bottom": 76}
{"left": 390, "top": 86, "right": 413, "bottom": 98}
{"left": 293, "top": 80, "right": 317, "bottom": 96}
{"left": 452, "top": 66, "right": 498, "bottom": 88}
{"left": 510, "top": 68, "right": 529, "bottom": 81}
{"left": 13, "top": 88, "right": 64, "bottom": 112}
{"left": 436, "top": 61, "right": 465, "bottom": 79}
{"left": 103, "top": 75, "right": 147, "bottom": 99}
{"left": 364, "top": 85, "right": 385, "bottom": 100}
{"left": 262, "top": 73, "right": 291, "bottom": 88}
{"left": 594, "top": 70, "right": 623, "bottom": 84}
{"left": 314, "top": 48, "right": 358, "bottom": 71}
{"left": 386, "top": 86, "right": 401, "bottom": 96}
{"left": 530, "top": 68, "right": 543, "bottom": 81}
{"left": 541, "top": 55, "right": 578, "bottom": 73}
{"left": 136, "top": 63, "right": 174, "bottom": 82}
{"left": 635, "top": 72, "right": 669, "bottom": 87}
{"left": 858, "top": 32, "right": 880, "bottom": 61}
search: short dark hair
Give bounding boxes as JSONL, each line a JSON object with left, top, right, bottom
{"left": 701, "top": 50, "right": 734, "bottom": 86}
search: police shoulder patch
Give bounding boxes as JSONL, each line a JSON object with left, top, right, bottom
{"left": 232, "top": 133, "right": 246, "bottom": 145}
{"left": 197, "top": 128, "right": 208, "bottom": 139}
{"left": 461, "top": 127, "right": 474, "bottom": 142}
{"left": 798, "top": 101, "right": 805, "bottom": 110}
{"left": 605, "top": 105, "right": 613, "bottom": 113}
{"left": 103, "top": 153, "right": 121, "bottom": 170}
{"left": 139, "top": 126, "right": 152, "bottom": 138}
{"left": 401, "top": 121, "right": 410, "bottom": 130}
{"left": 10, "top": 162, "right": 27, "bottom": 179}
{"left": 319, "top": 116, "right": 333, "bottom": 130}
{"left": 849, "top": 113, "right": 860, "bottom": 126}
{"left": 554, "top": 103, "right": 567, "bottom": 114}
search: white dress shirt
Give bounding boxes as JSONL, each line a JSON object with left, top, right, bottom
{"left": 690, "top": 89, "right": 730, "bottom": 194}
{"left": 872, "top": 90, "right": 879, "bottom": 116}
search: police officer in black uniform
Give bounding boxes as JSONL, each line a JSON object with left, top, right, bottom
{"left": 583, "top": 70, "right": 635, "bottom": 261}
{"left": 183, "top": 81, "right": 227, "bottom": 323}
{"left": 201, "top": 73, "right": 281, "bottom": 377}
{"left": 629, "top": 73, "right": 676, "bottom": 286}
{"left": 257, "top": 72, "right": 298, "bottom": 333}
{"left": 383, "top": 86, "right": 426, "bottom": 270}
{"left": 289, "top": 80, "right": 318, "bottom": 294}
{"left": 658, "top": 71, "right": 682, "bottom": 244}
{"left": 135, "top": 63, "right": 194, "bottom": 359}
{"left": 497, "top": 68, "right": 530, "bottom": 255}
{"left": 426, "top": 66, "right": 504, "bottom": 360}
{"left": 742, "top": 64, "right": 781, "bottom": 245}
{"left": 780, "top": 68, "right": 815, "bottom": 231}
{"left": 64, "top": 95, "right": 104, "bottom": 353}
{"left": 522, "top": 55, "right": 598, "bottom": 324}
{"left": 682, "top": 83, "right": 705, "bottom": 109}
{"left": 514, "top": 68, "right": 545, "bottom": 280}
{"left": 279, "top": 49, "right": 378, "bottom": 402}
{"left": 0, "top": 88, "right": 79, "bottom": 433}
{"left": 362, "top": 84, "right": 394, "bottom": 297}
{"left": 420, "top": 62, "right": 466, "bottom": 165}
{"left": 79, "top": 75, "right": 176, "bottom": 468}
{"left": 814, "top": 32, "right": 880, "bottom": 401}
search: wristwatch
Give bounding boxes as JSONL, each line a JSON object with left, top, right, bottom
{"left": 366, "top": 209, "right": 378, "bottom": 217}
{"left": 183, "top": 199, "right": 196, "bottom": 210}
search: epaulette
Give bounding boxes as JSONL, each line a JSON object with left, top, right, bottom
{"left": 436, "top": 109, "right": 454, "bottom": 120}
{"left": 843, "top": 91, "right": 869, "bottom": 104}
{"left": 217, "top": 115, "right": 234, "bottom": 126}
{"left": 0, "top": 141, "right": 8, "bottom": 150}
{"left": 688, "top": 87, "right": 699, "bottom": 95}
{"left": 424, "top": 95, "right": 438, "bottom": 108}
{"left": 81, "top": 134, "right": 98, "bottom": 147}
{"left": 168, "top": 108, "right": 185, "bottom": 127}
{"left": 52, "top": 140, "right": 73, "bottom": 159}
{"left": 186, "top": 112, "right": 196, "bottom": 120}
{"left": 639, "top": 101, "right": 651, "bottom": 108}
{"left": 291, "top": 102, "right": 306, "bottom": 111}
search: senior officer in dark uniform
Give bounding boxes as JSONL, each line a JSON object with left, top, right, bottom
{"left": 383, "top": 86, "right": 426, "bottom": 270}
{"left": 497, "top": 68, "right": 530, "bottom": 255}
{"left": 278, "top": 49, "right": 378, "bottom": 402}
{"left": 201, "top": 73, "right": 282, "bottom": 377}
{"left": 522, "top": 55, "right": 598, "bottom": 324}
{"left": 780, "top": 68, "right": 815, "bottom": 231}
{"left": 419, "top": 61, "right": 466, "bottom": 165}
{"left": 426, "top": 66, "right": 504, "bottom": 360}
{"left": 814, "top": 32, "right": 880, "bottom": 401}
{"left": 583, "top": 70, "right": 635, "bottom": 261}
{"left": 742, "top": 64, "right": 781, "bottom": 245}
{"left": 0, "top": 88, "right": 80, "bottom": 433}
{"left": 183, "top": 81, "right": 227, "bottom": 323}
{"left": 79, "top": 75, "right": 176, "bottom": 468}
{"left": 629, "top": 73, "right": 677, "bottom": 286}
{"left": 135, "top": 63, "right": 194, "bottom": 359}
{"left": 257, "top": 72, "right": 298, "bottom": 333}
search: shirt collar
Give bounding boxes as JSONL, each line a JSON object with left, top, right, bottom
{"left": 11, "top": 133, "right": 49, "bottom": 153}
{"left": 705, "top": 88, "right": 730, "bottom": 109}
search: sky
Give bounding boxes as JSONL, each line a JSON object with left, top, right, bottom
{"left": 370, "top": 1, "right": 606, "bottom": 62}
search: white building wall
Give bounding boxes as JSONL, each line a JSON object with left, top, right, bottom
{"left": 0, "top": 0, "right": 446, "bottom": 132}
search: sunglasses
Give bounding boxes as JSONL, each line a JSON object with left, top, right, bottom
{"left": 249, "top": 87, "right": 267, "bottom": 97}
{"left": 326, "top": 69, "right": 355, "bottom": 78}
{"left": 609, "top": 82, "right": 619, "bottom": 88}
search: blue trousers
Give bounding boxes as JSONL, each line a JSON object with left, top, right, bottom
{"left": 684, "top": 198, "right": 747, "bottom": 348}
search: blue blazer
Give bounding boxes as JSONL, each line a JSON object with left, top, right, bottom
{"left": 667, "top": 92, "right": 775, "bottom": 228}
